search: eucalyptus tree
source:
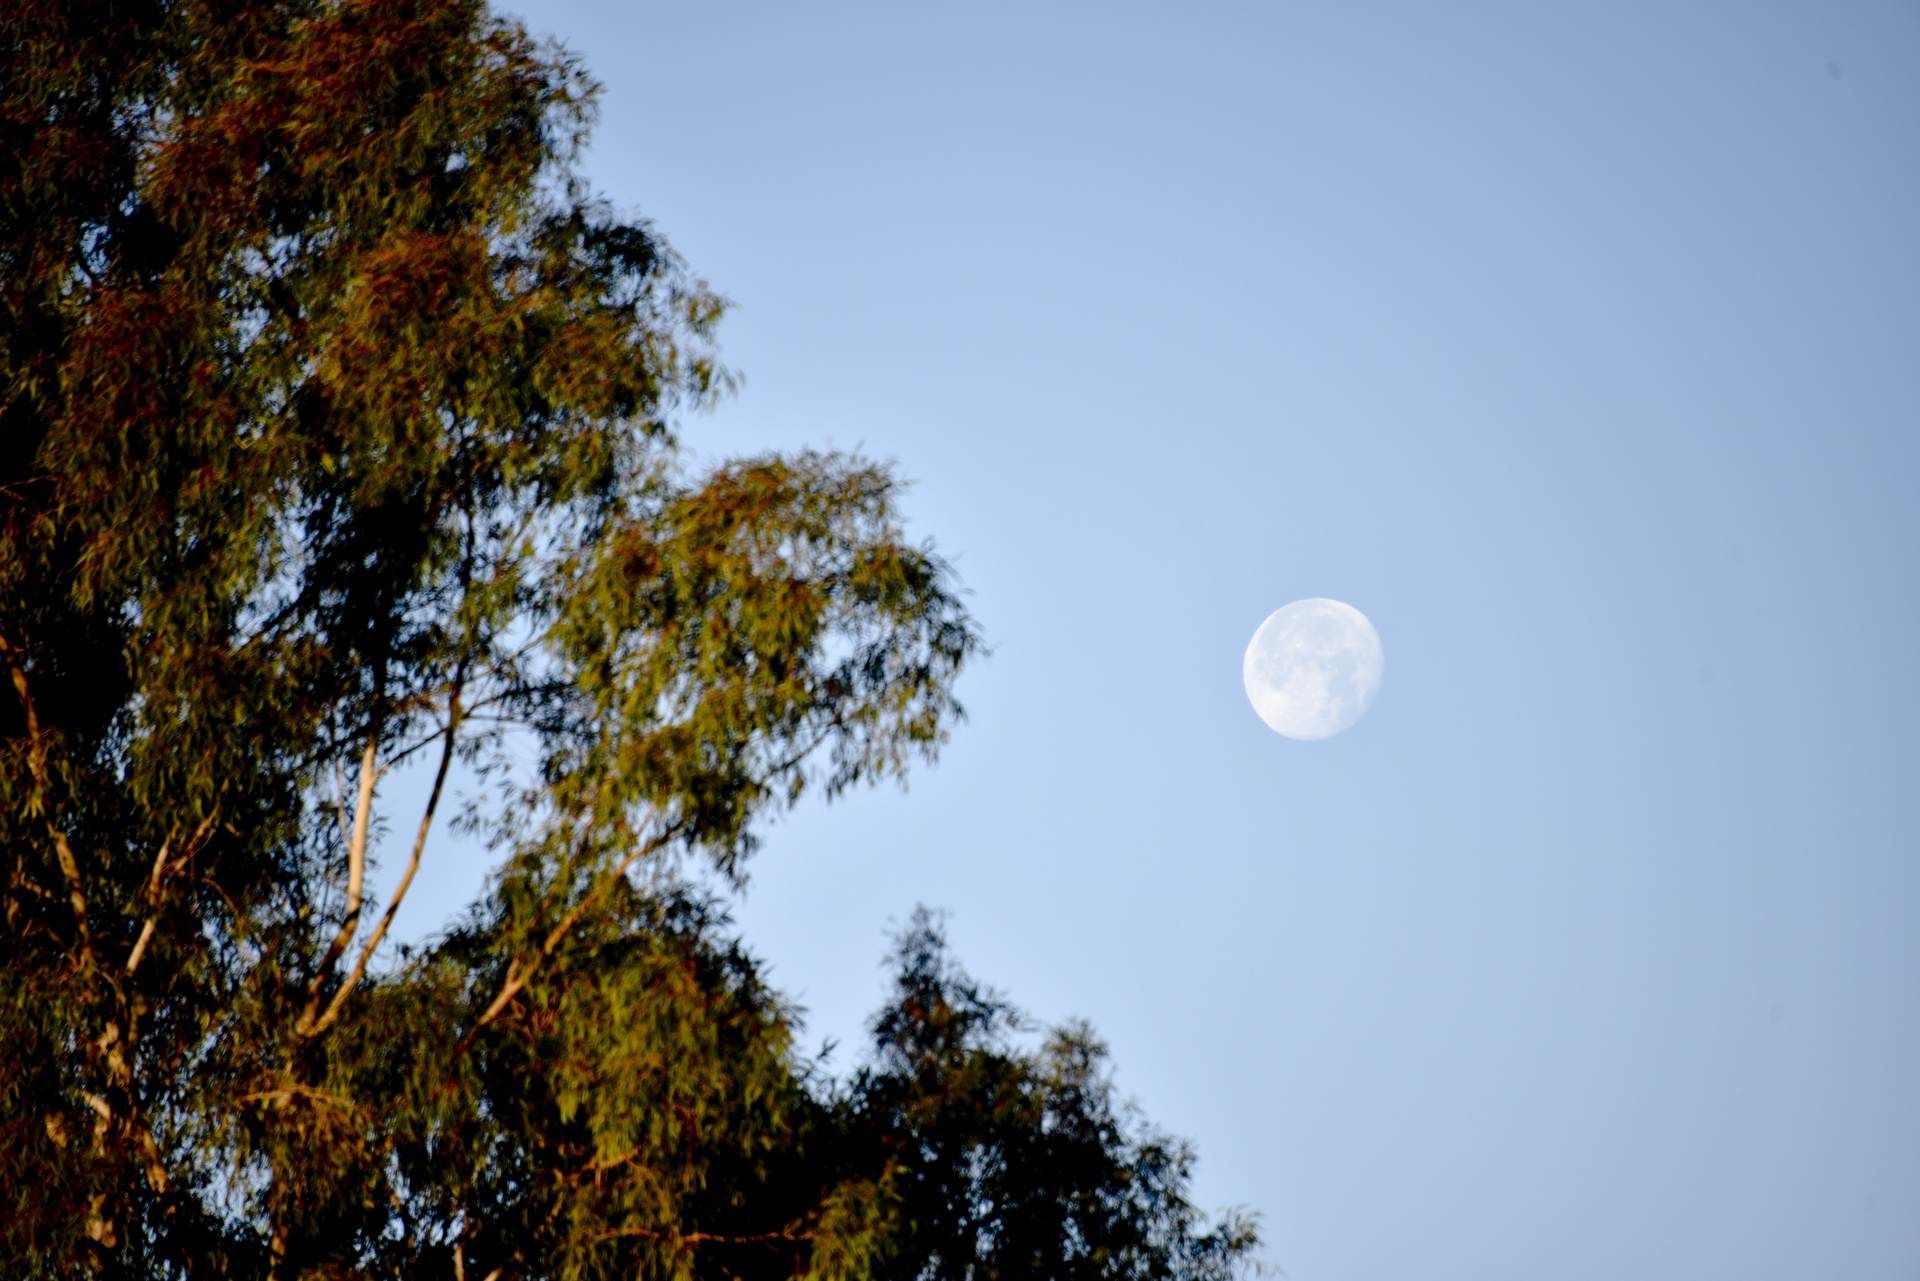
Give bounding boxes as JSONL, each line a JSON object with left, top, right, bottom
{"left": 847, "top": 912, "right": 1263, "bottom": 1281}
{"left": 0, "top": 2, "right": 1262, "bottom": 1277}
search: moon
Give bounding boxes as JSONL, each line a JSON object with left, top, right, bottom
{"left": 1243, "top": 598, "right": 1384, "bottom": 740}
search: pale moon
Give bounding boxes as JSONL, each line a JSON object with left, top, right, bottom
{"left": 1243, "top": 599, "right": 1384, "bottom": 740}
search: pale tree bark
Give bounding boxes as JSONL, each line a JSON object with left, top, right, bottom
{"left": 296, "top": 729, "right": 380, "bottom": 1037}
{"left": 305, "top": 683, "right": 464, "bottom": 1039}
{"left": 4, "top": 637, "right": 182, "bottom": 1266}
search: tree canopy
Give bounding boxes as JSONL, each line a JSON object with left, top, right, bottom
{"left": 0, "top": 1, "right": 1262, "bottom": 1276}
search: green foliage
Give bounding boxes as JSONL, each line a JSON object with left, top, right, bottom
{"left": 0, "top": 1, "right": 1261, "bottom": 1277}
{"left": 844, "top": 912, "right": 1264, "bottom": 1281}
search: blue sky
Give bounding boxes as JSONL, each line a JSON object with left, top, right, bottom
{"left": 387, "top": 3, "right": 1920, "bottom": 1276}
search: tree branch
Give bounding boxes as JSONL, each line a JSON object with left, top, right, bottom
{"left": 297, "top": 727, "right": 380, "bottom": 1036}
{"left": 305, "top": 682, "right": 463, "bottom": 1039}
{"left": 333, "top": 761, "right": 355, "bottom": 852}
{"left": 48, "top": 827, "right": 94, "bottom": 970}
{"left": 126, "top": 813, "right": 217, "bottom": 977}
{"left": 590, "top": 1224, "right": 809, "bottom": 1246}
{"left": 3, "top": 641, "right": 96, "bottom": 971}
{"left": 459, "top": 816, "right": 680, "bottom": 1048}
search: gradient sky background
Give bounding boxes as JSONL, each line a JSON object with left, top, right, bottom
{"left": 378, "top": 3, "right": 1920, "bottom": 1276}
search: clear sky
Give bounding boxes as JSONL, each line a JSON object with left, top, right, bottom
{"left": 389, "top": 3, "right": 1920, "bottom": 1276}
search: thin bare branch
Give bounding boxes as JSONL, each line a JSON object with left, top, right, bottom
{"left": 126, "top": 813, "right": 217, "bottom": 977}
{"left": 307, "top": 682, "right": 464, "bottom": 1038}
{"left": 297, "top": 728, "right": 380, "bottom": 1036}
{"left": 460, "top": 816, "right": 680, "bottom": 1047}
{"left": 332, "top": 761, "right": 354, "bottom": 851}
{"left": 3, "top": 643, "right": 99, "bottom": 972}
{"left": 48, "top": 827, "right": 94, "bottom": 970}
